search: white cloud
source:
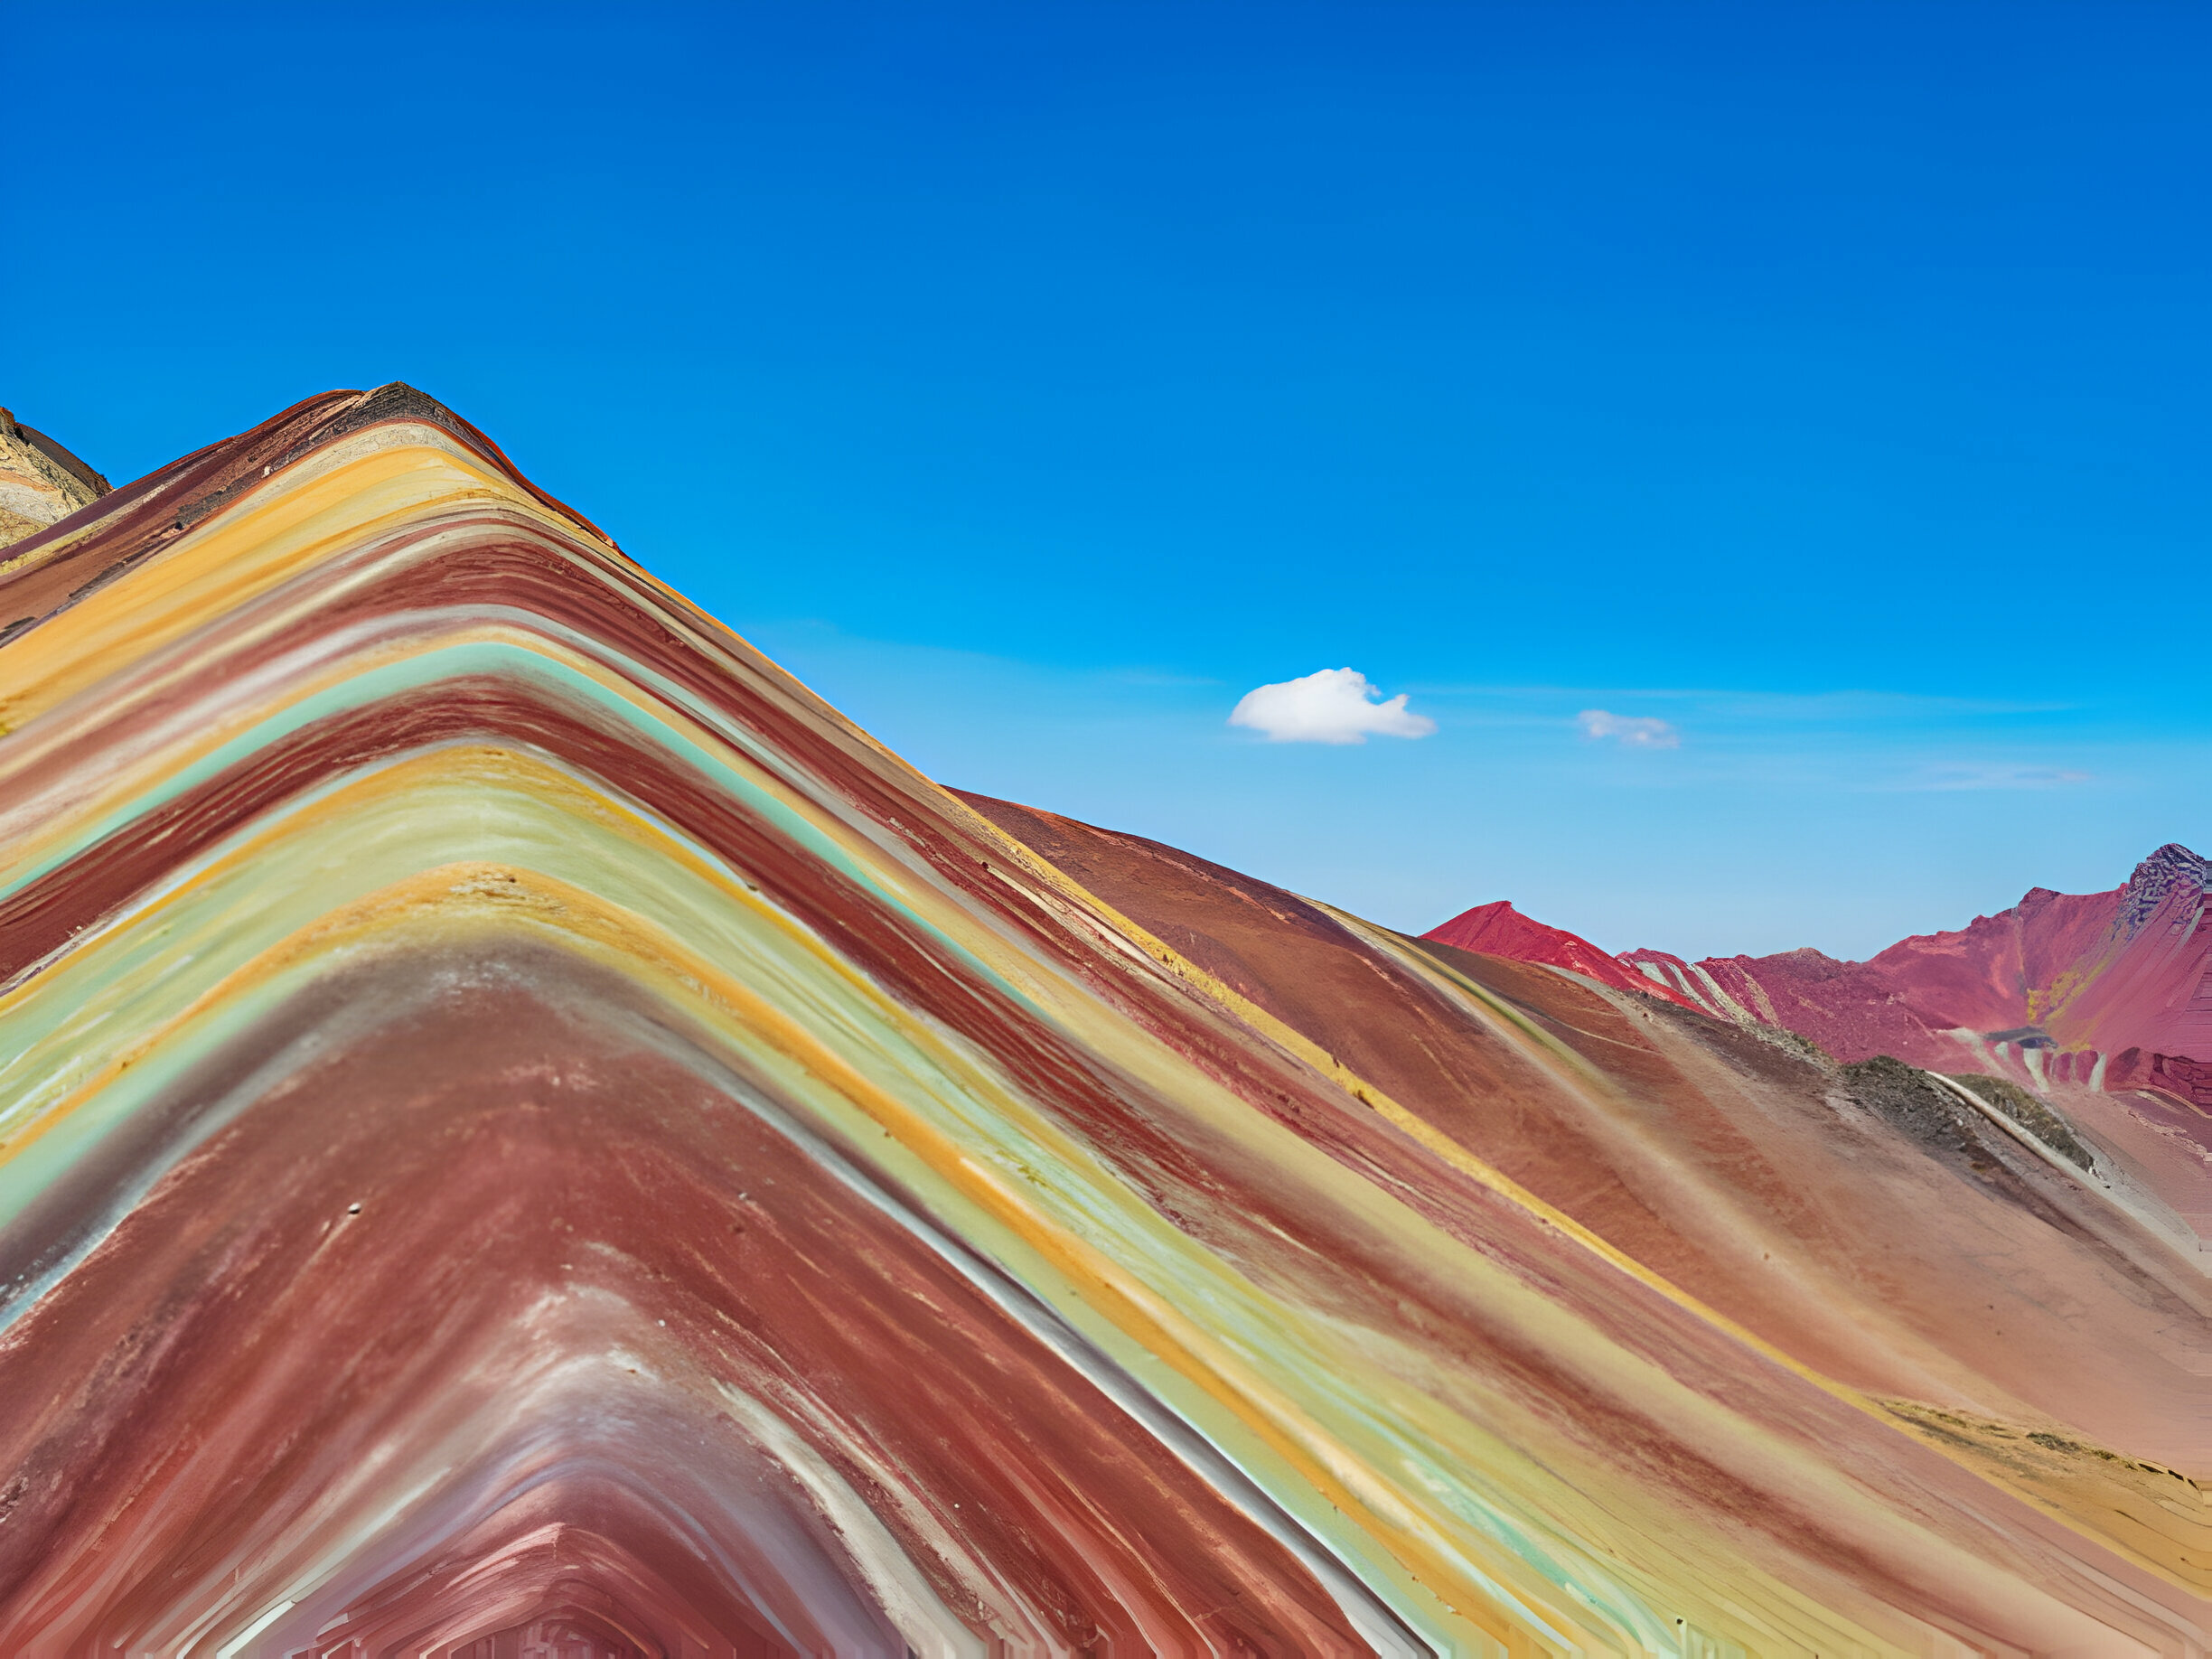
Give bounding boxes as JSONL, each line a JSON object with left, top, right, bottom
{"left": 1229, "top": 668, "right": 1437, "bottom": 745}
{"left": 1578, "top": 708, "right": 1680, "bottom": 749}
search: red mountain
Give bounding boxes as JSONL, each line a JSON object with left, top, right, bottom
{"left": 1426, "top": 844, "right": 2212, "bottom": 1110}
{"left": 1420, "top": 898, "right": 1702, "bottom": 1008}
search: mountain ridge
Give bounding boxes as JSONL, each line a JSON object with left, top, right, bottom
{"left": 1429, "top": 842, "right": 2212, "bottom": 1110}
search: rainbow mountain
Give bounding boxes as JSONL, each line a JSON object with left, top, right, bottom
{"left": 1, "top": 389, "right": 2207, "bottom": 1658}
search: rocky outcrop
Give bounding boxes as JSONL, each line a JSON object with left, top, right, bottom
{"left": 0, "top": 408, "right": 108, "bottom": 549}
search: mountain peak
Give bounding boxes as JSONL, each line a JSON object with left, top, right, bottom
{"left": 1426, "top": 899, "right": 1702, "bottom": 1007}
{"left": 2132, "top": 841, "right": 2207, "bottom": 886}
{"left": 0, "top": 407, "right": 110, "bottom": 549}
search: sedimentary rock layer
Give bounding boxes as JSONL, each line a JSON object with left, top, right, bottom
{"left": 3, "top": 389, "right": 2208, "bottom": 1656}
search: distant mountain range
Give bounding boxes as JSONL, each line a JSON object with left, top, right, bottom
{"left": 1428, "top": 844, "right": 2212, "bottom": 1109}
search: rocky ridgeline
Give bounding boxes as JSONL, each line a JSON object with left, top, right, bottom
{"left": 1430, "top": 842, "right": 2212, "bottom": 1110}
{"left": 2118, "top": 841, "right": 2211, "bottom": 936}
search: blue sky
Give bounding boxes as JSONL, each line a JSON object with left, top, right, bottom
{"left": 9, "top": 2, "right": 2207, "bottom": 957}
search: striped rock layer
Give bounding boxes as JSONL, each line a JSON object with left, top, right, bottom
{"left": 2, "top": 389, "right": 2208, "bottom": 1658}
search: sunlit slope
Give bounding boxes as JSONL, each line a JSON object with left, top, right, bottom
{"left": 0, "top": 388, "right": 2205, "bottom": 1658}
